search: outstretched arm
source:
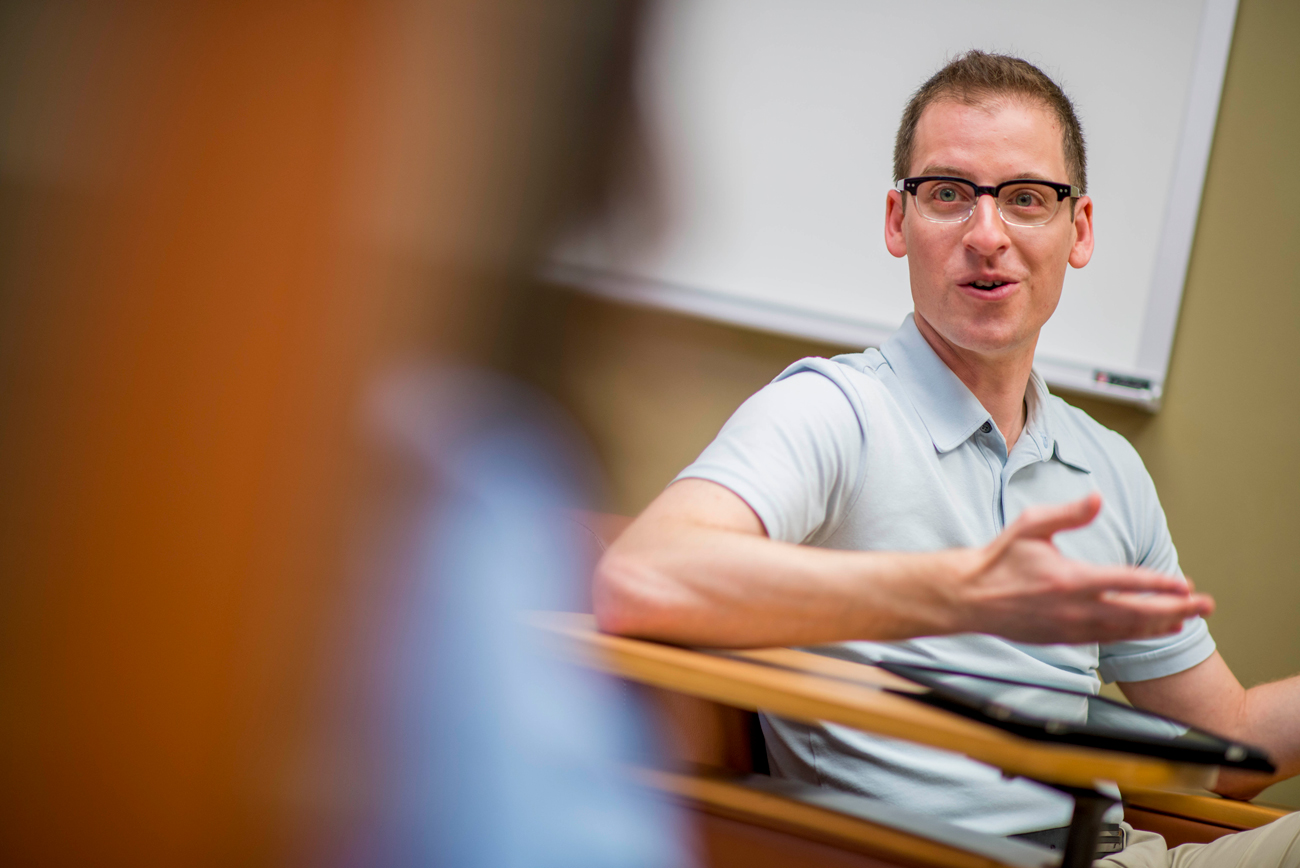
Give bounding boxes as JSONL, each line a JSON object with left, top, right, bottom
{"left": 594, "top": 479, "right": 1213, "bottom": 648}
{"left": 1120, "top": 654, "right": 1300, "bottom": 800}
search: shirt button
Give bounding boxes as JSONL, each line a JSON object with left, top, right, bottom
{"left": 980, "top": 421, "right": 992, "bottom": 434}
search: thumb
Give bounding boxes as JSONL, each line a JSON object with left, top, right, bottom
{"left": 1005, "top": 492, "right": 1102, "bottom": 544}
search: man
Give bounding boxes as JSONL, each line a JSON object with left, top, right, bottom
{"left": 594, "top": 52, "right": 1300, "bottom": 864}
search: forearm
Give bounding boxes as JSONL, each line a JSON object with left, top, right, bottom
{"left": 1216, "top": 676, "right": 1300, "bottom": 798}
{"left": 597, "top": 480, "right": 1204, "bottom": 648}
{"left": 1122, "top": 656, "right": 1300, "bottom": 800}
{"left": 594, "top": 520, "right": 964, "bottom": 647}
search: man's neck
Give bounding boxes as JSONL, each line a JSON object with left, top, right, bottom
{"left": 912, "top": 313, "right": 1034, "bottom": 450}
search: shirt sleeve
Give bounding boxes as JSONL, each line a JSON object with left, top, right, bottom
{"left": 673, "top": 368, "right": 866, "bottom": 545}
{"left": 1096, "top": 434, "right": 1216, "bottom": 683}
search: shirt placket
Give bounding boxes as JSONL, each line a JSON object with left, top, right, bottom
{"left": 972, "top": 420, "right": 1009, "bottom": 533}
{"left": 1002, "top": 428, "right": 1053, "bottom": 528}
{"left": 974, "top": 421, "right": 1052, "bottom": 533}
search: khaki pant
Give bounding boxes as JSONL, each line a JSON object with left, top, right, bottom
{"left": 1096, "top": 814, "right": 1300, "bottom": 867}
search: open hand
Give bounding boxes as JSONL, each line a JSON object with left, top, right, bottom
{"left": 951, "top": 492, "right": 1214, "bottom": 644}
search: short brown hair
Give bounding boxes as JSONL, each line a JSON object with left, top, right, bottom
{"left": 893, "top": 51, "right": 1087, "bottom": 192}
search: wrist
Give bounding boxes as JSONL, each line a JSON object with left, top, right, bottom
{"left": 869, "top": 547, "right": 982, "bottom": 639}
{"left": 924, "top": 547, "right": 986, "bottom": 636}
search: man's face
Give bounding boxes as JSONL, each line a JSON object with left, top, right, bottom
{"left": 884, "top": 98, "right": 1094, "bottom": 364}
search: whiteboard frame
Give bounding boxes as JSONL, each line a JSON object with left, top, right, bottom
{"left": 547, "top": 0, "right": 1239, "bottom": 411}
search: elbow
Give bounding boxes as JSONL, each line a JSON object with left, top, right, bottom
{"left": 591, "top": 548, "right": 671, "bottom": 638}
{"left": 1210, "top": 769, "right": 1273, "bottom": 802}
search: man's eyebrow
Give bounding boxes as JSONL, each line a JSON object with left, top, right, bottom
{"left": 917, "top": 165, "right": 970, "bottom": 177}
{"left": 915, "top": 165, "right": 1058, "bottom": 183}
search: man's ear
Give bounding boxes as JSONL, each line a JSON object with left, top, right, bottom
{"left": 884, "top": 189, "right": 907, "bottom": 258}
{"left": 1068, "top": 195, "right": 1094, "bottom": 268}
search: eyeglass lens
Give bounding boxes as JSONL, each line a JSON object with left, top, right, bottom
{"left": 913, "top": 179, "right": 1062, "bottom": 226}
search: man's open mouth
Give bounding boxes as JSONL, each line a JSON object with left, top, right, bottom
{"left": 970, "top": 280, "right": 1009, "bottom": 290}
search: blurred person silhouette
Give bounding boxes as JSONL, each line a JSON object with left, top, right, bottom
{"left": 0, "top": 2, "right": 686, "bottom": 867}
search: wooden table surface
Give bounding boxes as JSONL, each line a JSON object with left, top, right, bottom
{"left": 529, "top": 611, "right": 1217, "bottom": 793}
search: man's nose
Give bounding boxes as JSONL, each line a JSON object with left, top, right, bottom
{"left": 963, "top": 194, "right": 1010, "bottom": 255}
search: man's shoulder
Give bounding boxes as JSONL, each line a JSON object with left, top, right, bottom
{"left": 774, "top": 349, "right": 889, "bottom": 381}
{"left": 769, "top": 350, "right": 895, "bottom": 408}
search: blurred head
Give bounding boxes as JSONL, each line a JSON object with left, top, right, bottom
{"left": 0, "top": 2, "right": 642, "bottom": 864}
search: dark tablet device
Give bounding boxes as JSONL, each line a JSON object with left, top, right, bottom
{"left": 878, "top": 662, "right": 1274, "bottom": 772}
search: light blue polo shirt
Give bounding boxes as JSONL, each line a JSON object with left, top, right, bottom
{"left": 675, "top": 314, "right": 1216, "bottom": 835}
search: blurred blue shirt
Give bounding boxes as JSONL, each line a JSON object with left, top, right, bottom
{"left": 352, "top": 368, "right": 690, "bottom": 868}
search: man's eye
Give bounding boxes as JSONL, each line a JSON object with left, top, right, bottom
{"left": 937, "top": 188, "right": 958, "bottom": 202}
{"left": 1008, "top": 189, "right": 1046, "bottom": 208}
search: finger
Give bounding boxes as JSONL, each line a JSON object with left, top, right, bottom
{"left": 1003, "top": 492, "right": 1102, "bottom": 544}
{"left": 1123, "top": 591, "right": 1213, "bottom": 616}
{"left": 1081, "top": 593, "right": 1214, "bottom": 642}
{"left": 1077, "top": 565, "right": 1194, "bottom": 596}
{"left": 1098, "top": 591, "right": 1215, "bottom": 624}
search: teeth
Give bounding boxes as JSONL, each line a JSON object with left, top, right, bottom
{"left": 973, "top": 280, "right": 1005, "bottom": 289}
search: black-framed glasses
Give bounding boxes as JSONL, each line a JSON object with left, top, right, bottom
{"left": 896, "top": 176, "right": 1081, "bottom": 227}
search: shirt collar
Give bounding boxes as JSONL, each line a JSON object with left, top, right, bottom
{"left": 880, "top": 314, "right": 992, "bottom": 453}
{"left": 880, "top": 314, "right": 1091, "bottom": 473}
{"left": 1029, "top": 372, "right": 1091, "bottom": 473}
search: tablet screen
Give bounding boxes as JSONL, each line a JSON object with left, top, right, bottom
{"left": 878, "top": 662, "right": 1274, "bottom": 772}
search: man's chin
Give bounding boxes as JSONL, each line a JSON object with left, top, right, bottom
{"left": 915, "top": 315, "right": 1038, "bottom": 366}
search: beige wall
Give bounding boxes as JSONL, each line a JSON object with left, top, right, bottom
{"left": 527, "top": 0, "right": 1300, "bottom": 807}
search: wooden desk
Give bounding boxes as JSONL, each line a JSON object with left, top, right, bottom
{"left": 531, "top": 611, "right": 1215, "bottom": 794}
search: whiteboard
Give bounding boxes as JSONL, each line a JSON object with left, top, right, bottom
{"left": 548, "top": 0, "right": 1238, "bottom": 409}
